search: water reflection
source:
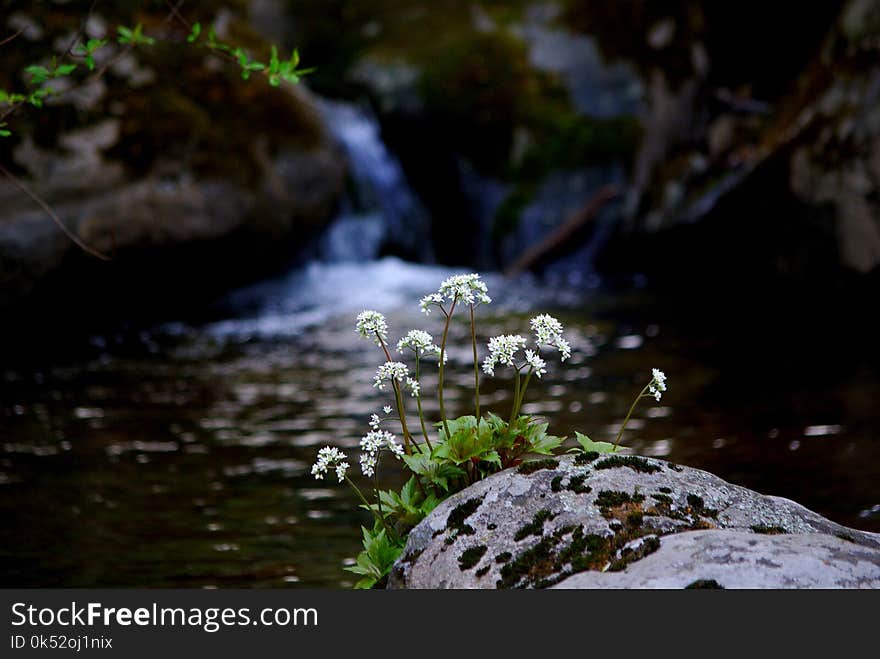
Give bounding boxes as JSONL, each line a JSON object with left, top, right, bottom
{"left": 1, "top": 258, "right": 879, "bottom": 587}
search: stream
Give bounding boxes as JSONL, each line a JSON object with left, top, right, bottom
{"left": 1, "top": 97, "right": 878, "bottom": 588}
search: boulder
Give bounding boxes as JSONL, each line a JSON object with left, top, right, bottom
{"left": 553, "top": 530, "right": 880, "bottom": 589}
{"left": 389, "top": 454, "right": 880, "bottom": 589}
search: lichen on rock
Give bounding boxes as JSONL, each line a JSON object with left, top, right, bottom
{"left": 389, "top": 454, "right": 880, "bottom": 589}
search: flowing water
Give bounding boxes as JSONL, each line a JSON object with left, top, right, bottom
{"left": 2, "top": 101, "right": 878, "bottom": 588}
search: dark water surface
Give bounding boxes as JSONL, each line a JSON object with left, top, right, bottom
{"left": 2, "top": 259, "right": 878, "bottom": 587}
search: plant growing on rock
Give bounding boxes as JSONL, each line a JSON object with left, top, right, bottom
{"left": 312, "top": 273, "right": 669, "bottom": 588}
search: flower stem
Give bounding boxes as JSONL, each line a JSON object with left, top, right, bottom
{"left": 470, "top": 304, "right": 480, "bottom": 420}
{"left": 613, "top": 384, "right": 650, "bottom": 450}
{"left": 346, "top": 476, "right": 394, "bottom": 541}
{"left": 509, "top": 369, "right": 521, "bottom": 426}
{"left": 377, "top": 333, "right": 414, "bottom": 454}
{"left": 513, "top": 368, "right": 534, "bottom": 421}
{"left": 414, "top": 356, "right": 433, "bottom": 452}
{"left": 438, "top": 298, "right": 457, "bottom": 439}
{"left": 373, "top": 472, "right": 399, "bottom": 544}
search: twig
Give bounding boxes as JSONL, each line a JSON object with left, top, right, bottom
{"left": 0, "top": 163, "right": 111, "bottom": 261}
{"left": 0, "top": 28, "right": 25, "bottom": 48}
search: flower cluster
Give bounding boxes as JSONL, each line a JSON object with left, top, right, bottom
{"left": 356, "top": 310, "right": 388, "bottom": 346}
{"left": 524, "top": 350, "right": 547, "bottom": 378}
{"left": 438, "top": 273, "right": 491, "bottom": 306}
{"left": 373, "top": 361, "right": 410, "bottom": 390}
{"left": 311, "top": 446, "right": 349, "bottom": 482}
{"left": 420, "top": 273, "right": 491, "bottom": 314}
{"left": 397, "top": 330, "right": 442, "bottom": 360}
{"left": 482, "top": 334, "right": 527, "bottom": 376}
{"left": 648, "top": 368, "right": 667, "bottom": 402}
{"left": 359, "top": 429, "right": 403, "bottom": 477}
{"left": 419, "top": 293, "right": 444, "bottom": 315}
{"left": 530, "top": 314, "right": 571, "bottom": 361}
{"left": 406, "top": 377, "right": 420, "bottom": 397}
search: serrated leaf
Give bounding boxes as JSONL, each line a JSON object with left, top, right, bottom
{"left": 573, "top": 431, "right": 620, "bottom": 454}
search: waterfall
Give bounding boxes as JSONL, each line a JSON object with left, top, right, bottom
{"left": 316, "top": 99, "right": 434, "bottom": 263}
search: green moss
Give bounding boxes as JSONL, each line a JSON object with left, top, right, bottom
{"left": 835, "top": 533, "right": 856, "bottom": 543}
{"left": 497, "top": 536, "right": 559, "bottom": 589}
{"left": 658, "top": 487, "right": 673, "bottom": 494}
{"left": 566, "top": 473, "right": 592, "bottom": 495}
{"left": 685, "top": 579, "right": 725, "bottom": 589}
{"left": 514, "top": 509, "right": 556, "bottom": 541}
{"left": 651, "top": 493, "right": 673, "bottom": 504}
{"left": 595, "top": 456, "right": 662, "bottom": 474}
{"left": 458, "top": 545, "right": 488, "bottom": 571}
{"left": 750, "top": 524, "right": 788, "bottom": 535}
{"left": 447, "top": 497, "right": 481, "bottom": 531}
{"left": 626, "top": 511, "right": 644, "bottom": 527}
{"left": 609, "top": 535, "right": 660, "bottom": 571}
{"left": 667, "top": 464, "right": 684, "bottom": 472}
{"left": 686, "top": 494, "right": 718, "bottom": 518}
{"left": 475, "top": 565, "right": 491, "bottom": 578}
{"left": 550, "top": 476, "right": 564, "bottom": 492}
{"left": 495, "top": 551, "right": 512, "bottom": 564}
{"left": 595, "top": 490, "right": 646, "bottom": 508}
{"left": 517, "top": 458, "right": 558, "bottom": 475}
{"left": 574, "top": 451, "right": 601, "bottom": 465}
{"left": 444, "top": 496, "right": 482, "bottom": 545}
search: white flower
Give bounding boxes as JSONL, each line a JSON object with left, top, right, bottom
{"left": 530, "top": 314, "right": 571, "bottom": 362}
{"left": 358, "top": 429, "right": 403, "bottom": 477}
{"left": 555, "top": 337, "right": 572, "bottom": 362}
{"left": 482, "top": 334, "right": 527, "bottom": 376}
{"left": 406, "top": 377, "right": 420, "bottom": 397}
{"left": 383, "top": 405, "right": 393, "bottom": 415}
{"left": 524, "top": 349, "right": 547, "bottom": 378}
{"left": 369, "top": 414, "right": 382, "bottom": 430}
{"left": 437, "top": 273, "right": 491, "bottom": 306}
{"left": 373, "top": 361, "right": 409, "bottom": 390}
{"left": 311, "top": 446, "right": 348, "bottom": 481}
{"left": 359, "top": 453, "right": 377, "bottom": 478}
{"left": 397, "top": 330, "right": 439, "bottom": 356}
{"left": 419, "top": 293, "right": 444, "bottom": 315}
{"left": 648, "top": 368, "right": 667, "bottom": 402}
{"left": 356, "top": 310, "right": 388, "bottom": 346}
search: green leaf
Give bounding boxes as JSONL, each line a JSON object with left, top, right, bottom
{"left": 117, "top": 24, "right": 154, "bottom": 46}
{"left": 187, "top": 22, "right": 202, "bottom": 43}
{"left": 342, "top": 526, "right": 403, "bottom": 589}
{"left": 573, "top": 432, "right": 620, "bottom": 454}
{"left": 24, "top": 65, "right": 50, "bottom": 84}
{"left": 402, "top": 446, "right": 465, "bottom": 491}
{"left": 54, "top": 64, "right": 77, "bottom": 77}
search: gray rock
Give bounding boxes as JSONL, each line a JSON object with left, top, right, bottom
{"left": 552, "top": 530, "right": 880, "bottom": 589}
{"left": 389, "top": 454, "right": 880, "bottom": 589}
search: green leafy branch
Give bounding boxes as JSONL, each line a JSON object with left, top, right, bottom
{"left": 185, "top": 21, "right": 313, "bottom": 85}
{"left": 1, "top": 16, "right": 311, "bottom": 139}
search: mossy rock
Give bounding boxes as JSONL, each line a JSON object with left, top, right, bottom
{"left": 389, "top": 454, "right": 880, "bottom": 589}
